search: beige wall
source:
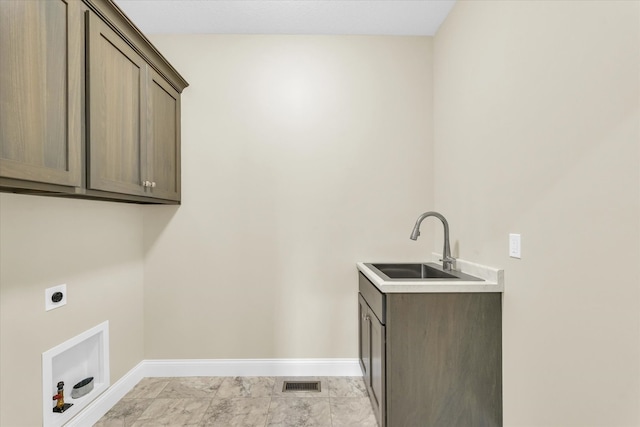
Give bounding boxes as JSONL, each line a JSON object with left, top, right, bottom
{"left": 142, "top": 35, "right": 435, "bottom": 358}
{"left": 434, "top": 1, "right": 640, "bottom": 426}
{"left": 0, "top": 194, "right": 145, "bottom": 427}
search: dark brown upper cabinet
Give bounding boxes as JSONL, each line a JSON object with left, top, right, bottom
{"left": 0, "top": 0, "right": 188, "bottom": 204}
{"left": 0, "top": 0, "right": 83, "bottom": 188}
{"left": 86, "top": 12, "right": 182, "bottom": 202}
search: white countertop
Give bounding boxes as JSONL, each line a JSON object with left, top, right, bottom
{"left": 357, "top": 255, "right": 504, "bottom": 293}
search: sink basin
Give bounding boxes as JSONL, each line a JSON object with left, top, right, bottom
{"left": 366, "top": 263, "right": 483, "bottom": 281}
{"left": 371, "top": 263, "right": 456, "bottom": 279}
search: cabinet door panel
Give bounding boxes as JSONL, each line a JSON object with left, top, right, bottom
{"left": 358, "top": 295, "right": 370, "bottom": 379}
{"left": 148, "top": 69, "right": 180, "bottom": 200}
{"left": 87, "top": 11, "right": 147, "bottom": 195}
{"left": 370, "top": 313, "right": 386, "bottom": 426}
{"left": 0, "top": 0, "right": 81, "bottom": 186}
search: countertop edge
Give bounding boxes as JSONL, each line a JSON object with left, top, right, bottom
{"left": 357, "top": 260, "right": 505, "bottom": 294}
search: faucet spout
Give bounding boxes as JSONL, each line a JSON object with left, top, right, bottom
{"left": 410, "top": 211, "right": 455, "bottom": 271}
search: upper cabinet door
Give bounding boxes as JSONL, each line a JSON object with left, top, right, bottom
{"left": 86, "top": 10, "right": 148, "bottom": 196}
{"left": 0, "top": 0, "right": 82, "bottom": 187}
{"left": 147, "top": 69, "right": 181, "bottom": 201}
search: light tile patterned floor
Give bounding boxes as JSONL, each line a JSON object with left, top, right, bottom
{"left": 94, "top": 376, "right": 378, "bottom": 427}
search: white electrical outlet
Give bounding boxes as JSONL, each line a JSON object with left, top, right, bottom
{"left": 509, "top": 233, "right": 521, "bottom": 259}
{"left": 45, "top": 284, "right": 67, "bottom": 311}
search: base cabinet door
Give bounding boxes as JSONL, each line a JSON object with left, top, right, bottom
{"left": 358, "top": 294, "right": 370, "bottom": 378}
{"left": 359, "top": 293, "right": 386, "bottom": 427}
{"left": 369, "top": 310, "right": 386, "bottom": 427}
{"left": 0, "top": 0, "right": 82, "bottom": 187}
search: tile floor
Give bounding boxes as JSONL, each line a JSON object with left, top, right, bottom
{"left": 94, "top": 376, "right": 378, "bottom": 427}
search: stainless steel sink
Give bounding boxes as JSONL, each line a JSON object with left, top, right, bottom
{"left": 366, "top": 262, "right": 483, "bottom": 281}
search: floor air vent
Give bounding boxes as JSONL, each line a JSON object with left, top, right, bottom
{"left": 282, "top": 381, "right": 321, "bottom": 392}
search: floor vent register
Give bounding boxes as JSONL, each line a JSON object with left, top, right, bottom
{"left": 282, "top": 381, "right": 322, "bottom": 392}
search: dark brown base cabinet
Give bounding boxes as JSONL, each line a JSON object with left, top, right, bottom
{"left": 358, "top": 272, "right": 503, "bottom": 427}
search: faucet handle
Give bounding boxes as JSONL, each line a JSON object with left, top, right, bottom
{"left": 440, "top": 256, "right": 456, "bottom": 271}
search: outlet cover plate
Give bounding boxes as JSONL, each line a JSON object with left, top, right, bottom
{"left": 45, "top": 284, "right": 67, "bottom": 311}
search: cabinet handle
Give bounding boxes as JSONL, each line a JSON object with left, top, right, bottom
{"left": 142, "top": 181, "right": 149, "bottom": 187}
{"left": 151, "top": 181, "right": 156, "bottom": 188}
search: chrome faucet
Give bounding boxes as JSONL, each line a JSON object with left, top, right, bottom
{"left": 410, "top": 211, "right": 456, "bottom": 271}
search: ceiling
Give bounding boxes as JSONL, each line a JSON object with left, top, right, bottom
{"left": 113, "top": 0, "right": 456, "bottom": 36}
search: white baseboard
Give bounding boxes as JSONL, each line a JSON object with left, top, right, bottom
{"left": 142, "top": 358, "right": 362, "bottom": 377}
{"left": 65, "top": 358, "right": 361, "bottom": 425}
{"left": 65, "top": 360, "right": 145, "bottom": 427}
